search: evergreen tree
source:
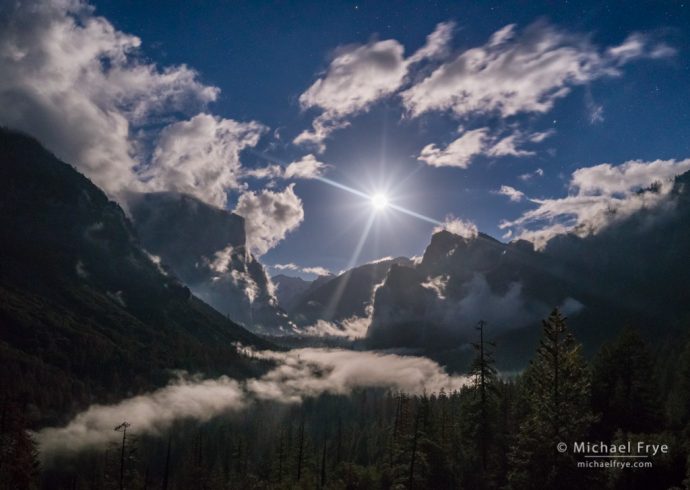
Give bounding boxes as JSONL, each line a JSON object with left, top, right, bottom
{"left": 470, "top": 321, "right": 497, "bottom": 471}
{"left": 0, "top": 404, "right": 39, "bottom": 490}
{"left": 591, "top": 328, "right": 662, "bottom": 438}
{"left": 507, "top": 309, "right": 595, "bottom": 490}
{"left": 460, "top": 321, "right": 499, "bottom": 488}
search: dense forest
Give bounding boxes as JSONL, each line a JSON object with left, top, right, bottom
{"left": 3, "top": 309, "right": 690, "bottom": 489}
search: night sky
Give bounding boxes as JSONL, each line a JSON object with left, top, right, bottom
{"left": 3, "top": 0, "right": 690, "bottom": 277}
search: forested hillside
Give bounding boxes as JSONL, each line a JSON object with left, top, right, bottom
{"left": 0, "top": 129, "right": 271, "bottom": 425}
{"left": 7, "top": 310, "right": 690, "bottom": 489}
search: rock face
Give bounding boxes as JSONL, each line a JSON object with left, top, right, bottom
{"left": 272, "top": 274, "right": 313, "bottom": 311}
{"left": 367, "top": 231, "right": 580, "bottom": 348}
{"left": 288, "top": 257, "right": 412, "bottom": 326}
{"left": 0, "top": 129, "right": 269, "bottom": 419}
{"left": 129, "top": 192, "right": 294, "bottom": 335}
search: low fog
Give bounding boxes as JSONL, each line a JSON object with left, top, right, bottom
{"left": 35, "top": 347, "right": 469, "bottom": 460}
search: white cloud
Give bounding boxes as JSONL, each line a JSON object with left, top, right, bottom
{"left": 272, "top": 263, "right": 299, "bottom": 270}
{"left": 570, "top": 159, "right": 689, "bottom": 196}
{"left": 519, "top": 168, "right": 545, "bottom": 181}
{"left": 207, "top": 245, "right": 238, "bottom": 274}
{"left": 230, "top": 268, "right": 261, "bottom": 304}
{"left": 418, "top": 127, "right": 552, "bottom": 168}
{"left": 302, "top": 316, "right": 370, "bottom": 340}
{"left": 406, "top": 21, "right": 456, "bottom": 64}
{"left": 367, "top": 256, "right": 395, "bottom": 265}
{"left": 418, "top": 128, "right": 488, "bottom": 168}
{"left": 234, "top": 184, "right": 305, "bottom": 256}
{"left": 294, "top": 39, "right": 407, "bottom": 151}
{"left": 272, "top": 263, "right": 331, "bottom": 276}
{"left": 402, "top": 21, "right": 673, "bottom": 119}
{"left": 498, "top": 185, "right": 526, "bottom": 202}
{"left": 295, "top": 22, "right": 455, "bottom": 150}
{"left": 302, "top": 266, "right": 331, "bottom": 276}
{"left": 35, "top": 347, "right": 469, "bottom": 458}
{"left": 143, "top": 114, "right": 266, "bottom": 207}
{"left": 421, "top": 275, "right": 448, "bottom": 300}
{"left": 284, "top": 154, "right": 328, "bottom": 179}
{"left": 501, "top": 158, "right": 690, "bottom": 249}
{"left": 434, "top": 216, "right": 478, "bottom": 239}
{"left": 0, "top": 0, "right": 220, "bottom": 199}
{"left": 489, "top": 129, "right": 554, "bottom": 157}
{"left": 247, "top": 154, "right": 328, "bottom": 181}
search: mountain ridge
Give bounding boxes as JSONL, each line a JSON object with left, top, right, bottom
{"left": 0, "top": 128, "right": 271, "bottom": 424}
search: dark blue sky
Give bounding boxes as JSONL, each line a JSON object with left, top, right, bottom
{"left": 92, "top": 0, "right": 690, "bottom": 276}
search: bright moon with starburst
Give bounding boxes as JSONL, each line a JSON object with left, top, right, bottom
{"left": 371, "top": 193, "right": 389, "bottom": 211}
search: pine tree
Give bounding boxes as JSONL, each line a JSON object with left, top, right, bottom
{"left": 591, "top": 328, "right": 662, "bottom": 438}
{"left": 0, "top": 404, "right": 39, "bottom": 490}
{"left": 507, "top": 309, "right": 595, "bottom": 490}
{"left": 469, "top": 321, "right": 497, "bottom": 474}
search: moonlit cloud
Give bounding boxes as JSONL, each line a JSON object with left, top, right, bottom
{"left": 295, "top": 22, "right": 455, "bottom": 150}
{"left": 402, "top": 21, "right": 674, "bottom": 119}
{"left": 246, "top": 347, "right": 469, "bottom": 402}
{"left": 247, "top": 154, "right": 329, "bottom": 181}
{"left": 272, "top": 263, "right": 331, "bottom": 276}
{"left": 302, "top": 316, "right": 371, "bottom": 340}
{"left": 35, "top": 348, "right": 469, "bottom": 458}
{"left": 371, "top": 272, "right": 556, "bottom": 340}
{"left": 204, "top": 246, "right": 265, "bottom": 304}
{"left": 497, "top": 185, "right": 526, "bottom": 202}
{"left": 234, "top": 184, "right": 305, "bottom": 256}
{"left": 434, "top": 216, "right": 479, "bottom": 239}
{"left": 418, "top": 127, "right": 552, "bottom": 168}
{"left": 35, "top": 374, "right": 246, "bottom": 459}
{"left": 285, "top": 154, "right": 328, "bottom": 179}
{"left": 418, "top": 128, "right": 488, "bottom": 168}
{"left": 501, "top": 158, "right": 690, "bottom": 248}
{"left": 519, "top": 168, "right": 545, "bottom": 181}
{"left": 441, "top": 274, "right": 537, "bottom": 329}
{"left": 406, "top": 20, "right": 456, "bottom": 64}
{"left": 143, "top": 114, "right": 266, "bottom": 207}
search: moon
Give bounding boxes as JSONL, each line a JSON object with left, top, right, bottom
{"left": 371, "top": 193, "right": 389, "bottom": 211}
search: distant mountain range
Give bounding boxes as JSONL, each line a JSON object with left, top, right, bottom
{"left": 276, "top": 257, "right": 412, "bottom": 326}
{"left": 0, "top": 129, "right": 270, "bottom": 422}
{"left": 272, "top": 274, "right": 317, "bottom": 311}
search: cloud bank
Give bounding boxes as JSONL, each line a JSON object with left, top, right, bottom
{"left": 501, "top": 158, "right": 690, "bottom": 248}
{"left": 35, "top": 348, "right": 469, "bottom": 458}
